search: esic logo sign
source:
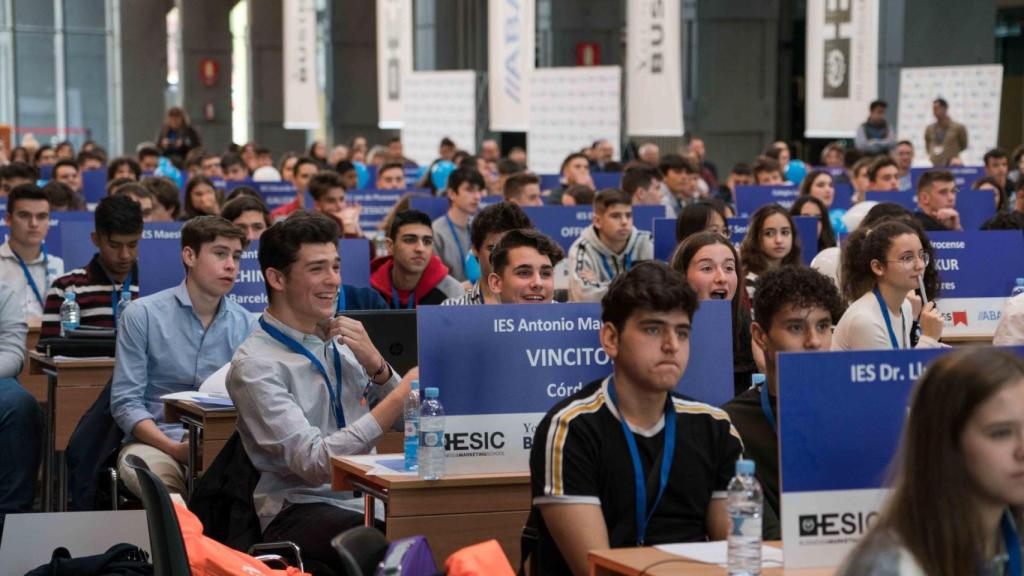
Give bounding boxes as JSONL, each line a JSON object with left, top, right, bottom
{"left": 799, "top": 512, "right": 879, "bottom": 538}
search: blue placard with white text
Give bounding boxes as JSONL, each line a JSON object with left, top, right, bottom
{"left": 864, "top": 190, "right": 995, "bottom": 230}
{"left": 910, "top": 165, "right": 983, "bottom": 190}
{"left": 523, "top": 205, "right": 666, "bottom": 252}
{"left": 734, "top": 185, "right": 799, "bottom": 218}
{"left": 226, "top": 181, "right": 297, "bottom": 209}
{"left": 409, "top": 195, "right": 503, "bottom": 222}
{"left": 346, "top": 189, "right": 430, "bottom": 234}
{"left": 652, "top": 216, "right": 817, "bottom": 265}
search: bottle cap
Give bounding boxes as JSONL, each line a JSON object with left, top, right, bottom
{"left": 410, "top": 379, "right": 419, "bottom": 390}
{"left": 65, "top": 291, "right": 76, "bottom": 301}
{"left": 751, "top": 373, "right": 766, "bottom": 387}
{"left": 736, "top": 459, "right": 755, "bottom": 475}
{"left": 424, "top": 387, "right": 439, "bottom": 399}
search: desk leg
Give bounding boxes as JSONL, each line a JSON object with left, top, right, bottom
{"left": 186, "top": 422, "right": 201, "bottom": 498}
{"left": 42, "top": 373, "right": 56, "bottom": 511}
{"left": 57, "top": 451, "right": 67, "bottom": 512}
{"left": 363, "top": 493, "right": 375, "bottom": 527}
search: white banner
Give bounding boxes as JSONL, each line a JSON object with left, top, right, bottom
{"left": 376, "top": 0, "right": 413, "bottom": 129}
{"left": 626, "top": 0, "right": 683, "bottom": 137}
{"left": 896, "top": 65, "right": 1003, "bottom": 166}
{"left": 488, "top": 0, "right": 534, "bottom": 132}
{"left": 805, "top": 0, "right": 879, "bottom": 138}
{"left": 782, "top": 489, "right": 888, "bottom": 568}
{"left": 527, "top": 66, "right": 621, "bottom": 174}
{"left": 402, "top": 71, "right": 477, "bottom": 167}
{"left": 283, "top": 0, "right": 320, "bottom": 130}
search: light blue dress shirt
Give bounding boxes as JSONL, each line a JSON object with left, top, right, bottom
{"left": 110, "top": 280, "right": 257, "bottom": 442}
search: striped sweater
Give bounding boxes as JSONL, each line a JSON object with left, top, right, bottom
{"left": 41, "top": 254, "right": 140, "bottom": 338}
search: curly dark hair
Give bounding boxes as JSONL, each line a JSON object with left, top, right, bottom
{"left": 753, "top": 266, "right": 843, "bottom": 330}
{"left": 470, "top": 201, "right": 533, "bottom": 251}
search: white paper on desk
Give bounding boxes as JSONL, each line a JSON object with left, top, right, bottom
{"left": 654, "top": 541, "right": 783, "bottom": 567}
{"left": 160, "top": 390, "right": 234, "bottom": 408}
{"left": 198, "top": 362, "right": 230, "bottom": 396}
{"left": 342, "top": 453, "right": 418, "bottom": 477}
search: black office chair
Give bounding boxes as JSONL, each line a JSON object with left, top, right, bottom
{"left": 330, "top": 526, "right": 390, "bottom": 576}
{"left": 124, "top": 454, "right": 192, "bottom": 576}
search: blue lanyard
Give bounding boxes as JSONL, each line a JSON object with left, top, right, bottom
{"left": 391, "top": 286, "right": 415, "bottom": 309}
{"left": 759, "top": 382, "right": 777, "bottom": 435}
{"left": 336, "top": 286, "right": 346, "bottom": 313}
{"left": 259, "top": 316, "right": 346, "bottom": 428}
{"left": 872, "top": 287, "right": 905, "bottom": 349}
{"left": 112, "top": 269, "right": 134, "bottom": 326}
{"left": 598, "top": 251, "right": 632, "bottom": 280}
{"left": 13, "top": 243, "right": 48, "bottom": 307}
{"left": 606, "top": 376, "right": 676, "bottom": 546}
{"left": 445, "top": 214, "right": 469, "bottom": 272}
{"left": 1003, "top": 511, "right": 1022, "bottom": 576}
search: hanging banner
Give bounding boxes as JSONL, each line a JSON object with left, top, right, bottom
{"left": 283, "top": 0, "right": 320, "bottom": 130}
{"left": 402, "top": 71, "right": 477, "bottom": 167}
{"left": 488, "top": 0, "right": 534, "bottom": 132}
{"left": 626, "top": 0, "right": 683, "bottom": 136}
{"left": 376, "top": 0, "right": 413, "bottom": 129}
{"left": 804, "top": 0, "right": 879, "bottom": 138}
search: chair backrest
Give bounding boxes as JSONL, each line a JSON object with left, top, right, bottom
{"left": 125, "top": 454, "right": 192, "bottom": 576}
{"left": 330, "top": 526, "right": 389, "bottom": 576}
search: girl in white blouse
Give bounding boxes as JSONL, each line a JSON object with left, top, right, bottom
{"left": 832, "top": 220, "right": 945, "bottom": 350}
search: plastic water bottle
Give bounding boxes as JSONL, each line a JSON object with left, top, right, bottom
{"left": 59, "top": 292, "right": 80, "bottom": 337}
{"left": 727, "top": 459, "right": 763, "bottom": 576}
{"left": 1012, "top": 278, "right": 1024, "bottom": 298}
{"left": 403, "top": 380, "right": 420, "bottom": 471}
{"left": 418, "top": 387, "right": 445, "bottom": 480}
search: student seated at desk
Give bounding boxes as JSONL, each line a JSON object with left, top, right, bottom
{"left": 721, "top": 266, "right": 842, "bottom": 540}
{"left": 567, "top": 188, "right": 653, "bottom": 303}
{"left": 0, "top": 282, "right": 41, "bottom": 528}
{"left": 370, "top": 209, "right": 463, "bottom": 308}
{"left": 833, "top": 220, "right": 945, "bottom": 350}
{"left": 912, "top": 170, "right": 961, "bottom": 232}
{"left": 486, "top": 228, "right": 563, "bottom": 304}
{"left": 529, "top": 262, "right": 743, "bottom": 576}
{"left": 0, "top": 184, "right": 65, "bottom": 319}
{"left": 431, "top": 167, "right": 483, "bottom": 282}
{"left": 40, "top": 195, "right": 143, "bottom": 338}
{"left": 837, "top": 348, "right": 1024, "bottom": 575}
{"left": 227, "top": 212, "right": 416, "bottom": 576}
{"left": 110, "top": 216, "right": 256, "bottom": 498}
{"left": 309, "top": 171, "right": 363, "bottom": 239}
{"left": 442, "top": 201, "right": 533, "bottom": 305}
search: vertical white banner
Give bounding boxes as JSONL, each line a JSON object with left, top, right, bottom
{"left": 283, "top": 0, "right": 321, "bottom": 130}
{"left": 403, "top": 71, "right": 478, "bottom": 167}
{"left": 805, "top": 0, "right": 879, "bottom": 138}
{"left": 488, "top": 0, "right": 534, "bottom": 132}
{"left": 376, "top": 0, "right": 413, "bottom": 129}
{"left": 626, "top": 0, "right": 683, "bottom": 137}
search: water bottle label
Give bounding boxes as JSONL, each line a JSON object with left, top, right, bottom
{"left": 404, "top": 420, "right": 417, "bottom": 436}
{"left": 421, "top": 431, "right": 444, "bottom": 448}
{"left": 62, "top": 320, "right": 79, "bottom": 332}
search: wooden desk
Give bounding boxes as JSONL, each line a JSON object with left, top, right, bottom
{"left": 332, "top": 456, "right": 531, "bottom": 566}
{"left": 163, "top": 399, "right": 238, "bottom": 496}
{"left": 29, "top": 351, "right": 115, "bottom": 511}
{"left": 588, "top": 544, "right": 834, "bottom": 576}
{"left": 19, "top": 321, "right": 45, "bottom": 401}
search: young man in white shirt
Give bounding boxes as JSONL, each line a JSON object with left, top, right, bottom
{"left": 486, "top": 228, "right": 564, "bottom": 304}
{"left": 0, "top": 184, "right": 65, "bottom": 318}
{"left": 228, "top": 212, "right": 417, "bottom": 576}
{"left": 568, "top": 188, "right": 653, "bottom": 302}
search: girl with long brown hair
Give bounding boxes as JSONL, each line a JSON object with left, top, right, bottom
{"left": 838, "top": 348, "right": 1024, "bottom": 575}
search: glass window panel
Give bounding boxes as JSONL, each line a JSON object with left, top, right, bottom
{"left": 63, "top": 0, "right": 106, "bottom": 31}
{"left": 14, "top": 31, "right": 57, "bottom": 139}
{"left": 64, "top": 32, "right": 107, "bottom": 148}
{"left": 13, "top": 0, "right": 54, "bottom": 29}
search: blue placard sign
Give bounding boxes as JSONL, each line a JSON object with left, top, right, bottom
{"left": 865, "top": 189, "right": 995, "bottom": 230}
{"left": 523, "top": 205, "right": 666, "bottom": 252}
{"left": 653, "top": 216, "right": 817, "bottom": 265}
{"left": 910, "top": 166, "right": 983, "bottom": 190}
{"left": 734, "top": 185, "right": 799, "bottom": 218}
{"left": 653, "top": 218, "right": 677, "bottom": 261}
{"left": 346, "top": 189, "right": 430, "bottom": 234}
{"left": 226, "top": 181, "right": 297, "bottom": 209}
{"left": 409, "top": 195, "right": 503, "bottom": 222}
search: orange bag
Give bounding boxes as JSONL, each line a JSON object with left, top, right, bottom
{"left": 444, "top": 539, "right": 515, "bottom": 576}
{"left": 173, "top": 501, "right": 310, "bottom": 576}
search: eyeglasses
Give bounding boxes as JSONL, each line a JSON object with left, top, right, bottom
{"left": 886, "top": 252, "right": 930, "bottom": 269}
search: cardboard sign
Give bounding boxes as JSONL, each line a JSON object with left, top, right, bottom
{"left": 931, "top": 231, "right": 1024, "bottom": 337}
{"left": 523, "top": 205, "right": 666, "bottom": 252}
{"left": 417, "top": 300, "right": 733, "bottom": 473}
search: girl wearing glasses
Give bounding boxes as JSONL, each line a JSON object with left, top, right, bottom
{"left": 837, "top": 348, "right": 1024, "bottom": 575}
{"left": 832, "top": 220, "right": 945, "bottom": 350}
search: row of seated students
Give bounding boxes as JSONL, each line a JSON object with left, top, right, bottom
{"left": 0, "top": 172, "right": 1022, "bottom": 574}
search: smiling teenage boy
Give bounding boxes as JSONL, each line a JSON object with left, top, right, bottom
{"left": 529, "top": 261, "right": 743, "bottom": 576}
{"left": 486, "top": 229, "right": 564, "bottom": 304}
{"left": 568, "top": 188, "right": 653, "bottom": 302}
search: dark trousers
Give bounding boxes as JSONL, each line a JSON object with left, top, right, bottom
{"left": 263, "top": 502, "right": 365, "bottom": 576}
{"left": 0, "top": 378, "right": 42, "bottom": 516}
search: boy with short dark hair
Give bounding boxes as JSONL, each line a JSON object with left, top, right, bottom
{"left": 1, "top": 185, "right": 65, "bottom": 318}
{"left": 486, "top": 228, "right": 563, "bottom": 304}
{"left": 370, "top": 210, "right": 464, "bottom": 308}
{"left": 111, "top": 216, "right": 255, "bottom": 497}
{"left": 431, "top": 167, "right": 485, "bottom": 281}
{"left": 309, "top": 171, "right": 362, "bottom": 238}
{"left": 567, "top": 188, "right": 653, "bottom": 302}
{"left": 722, "top": 266, "right": 842, "bottom": 540}
{"left": 529, "top": 261, "right": 743, "bottom": 576}
{"left": 442, "top": 202, "right": 533, "bottom": 305}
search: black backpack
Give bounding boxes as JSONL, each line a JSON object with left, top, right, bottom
{"left": 188, "top": 432, "right": 263, "bottom": 551}
{"left": 25, "top": 543, "right": 152, "bottom": 575}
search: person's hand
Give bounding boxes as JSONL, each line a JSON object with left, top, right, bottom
{"left": 936, "top": 208, "right": 961, "bottom": 231}
{"left": 339, "top": 203, "right": 362, "bottom": 236}
{"left": 906, "top": 291, "right": 923, "bottom": 320}
{"left": 170, "top": 440, "right": 189, "bottom": 464}
{"left": 324, "top": 315, "right": 383, "bottom": 374}
{"left": 919, "top": 301, "right": 944, "bottom": 341}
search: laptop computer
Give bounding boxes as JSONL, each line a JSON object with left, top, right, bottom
{"left": 338, "top": 309, "right": 418, "bottom": 376}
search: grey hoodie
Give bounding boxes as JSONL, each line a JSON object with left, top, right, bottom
{"left": 567, "top": 225, "right": 653, "bottom": 302}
